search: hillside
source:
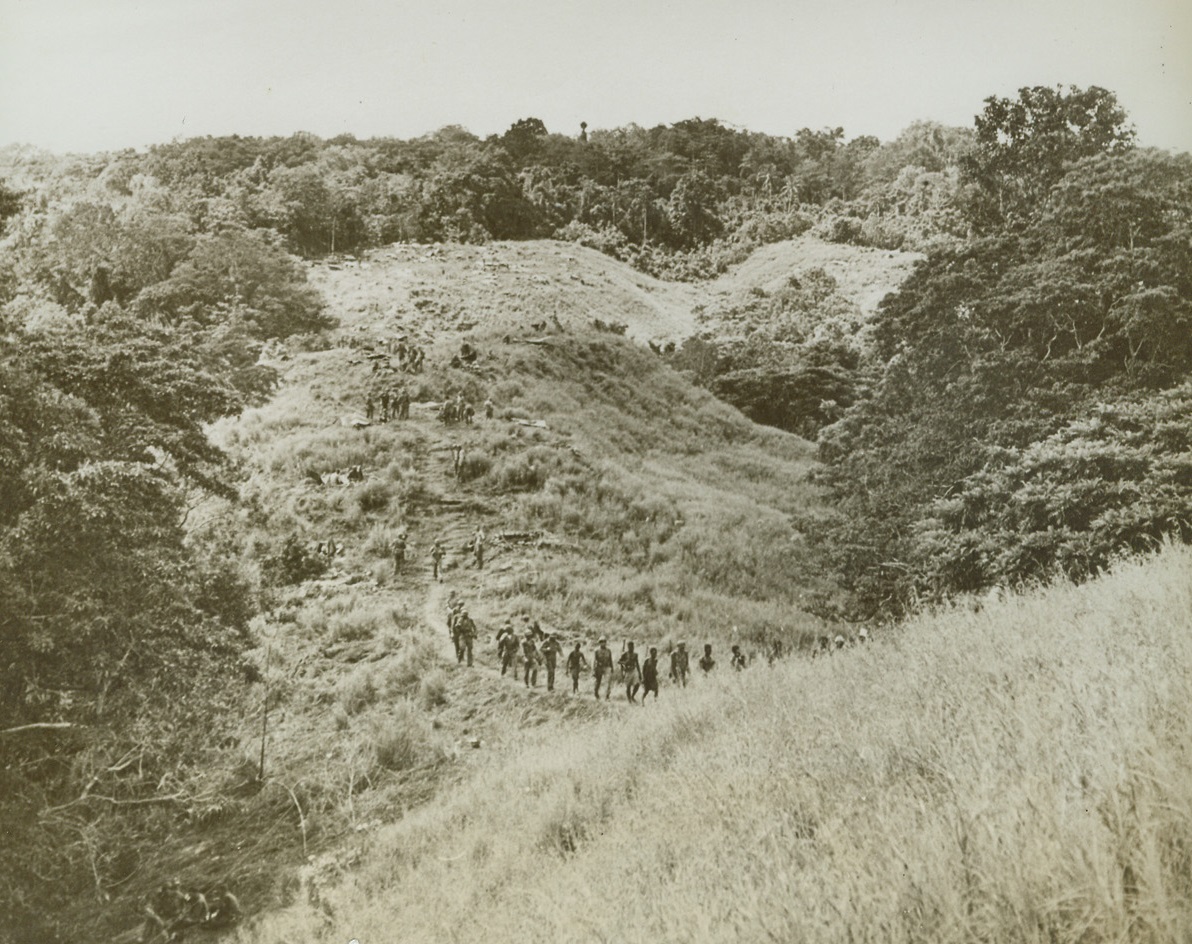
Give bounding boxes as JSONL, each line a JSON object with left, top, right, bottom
{"left": 238, "top": 543, "right": 1192, "bottom": 944}
{"left": 49, "top": 236, "right": 895, "bottom": 941}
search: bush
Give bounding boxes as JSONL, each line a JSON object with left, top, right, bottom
{"left": 457, "top": 453, "right": 492, "bottom": 483}
{"left": 356, "top": 480, "right": 392, "bottom": 514}
{"left": 419, "top": 669, "right": 449, "bottom": 709}
{"left": 378, "top": 640, "right": 439, "bottom": 699}
{"left": 262, "top": 534, "right": 327, "bottom": 585}
{"left": 373, "top": 702, "right": 432, "bottom": 771}
{"left": 337, "top": 666, "right": 377, "bottom": 715}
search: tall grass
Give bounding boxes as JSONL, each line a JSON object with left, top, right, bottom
{"left": 236, "top": 545, "right": 1192, "bottom": 944}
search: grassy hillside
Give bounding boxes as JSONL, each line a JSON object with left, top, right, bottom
{"left": 235, "top": 543, "right": 1192, "bottom": 944}
{"left": 54, "top": 236, "right": 884, "bottom": 941}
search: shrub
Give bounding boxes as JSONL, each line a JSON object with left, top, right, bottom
{"left": 378, "top": 640, "right": 439, "bottom": 699}
{"left": 457, "top": 453, "right": 492, "bottom": 483}
{"left": 337, "top": 667, "right": 377, "bottom": 715}
{"left": 373, "top": 701, "right": 432, "bottom": 771}
{"left": 261, "top": 534, "right": 327, "bottom": 585}
{"left": 356, "top": 481, "right": 392, "bottom": 514}
{"left": 418, "top": 669, "right": 449, "bottom": 709}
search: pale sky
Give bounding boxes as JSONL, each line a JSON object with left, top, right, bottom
{"left": 1, "top": 0, "right": 1189, "bottom": 154}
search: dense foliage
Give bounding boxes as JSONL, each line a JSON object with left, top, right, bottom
{"left": 2, "top": 116, "right": 972, "bottom": 285}
{"left": 0, "top": 144, "right": 333, "bottom": 938}
{"left": 814, "top": 86, "right": 1192, "bottom": 613}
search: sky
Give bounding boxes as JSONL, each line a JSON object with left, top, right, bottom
{"left": 1, "top": 0, "right": 1189, "bottom": 154}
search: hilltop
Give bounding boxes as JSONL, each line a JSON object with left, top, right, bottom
{"left": 306, "top": 234, "right": 921, "bottom": 345}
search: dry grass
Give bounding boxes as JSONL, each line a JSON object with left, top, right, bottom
{"left": 236, "top": 544, "right": 1192, "bottom": 944}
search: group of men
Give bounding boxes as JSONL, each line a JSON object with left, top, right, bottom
{"left": 439, "top": 392, "right": 476, "bottom": 425}
{"left": 480, "top": 619, "right": 751, "bottom": 703}
{"left": 393, "top": 339, "right": 426, "bottom": 372}
{"left": 367, "top": 383, "right": 410, "bottom": 423}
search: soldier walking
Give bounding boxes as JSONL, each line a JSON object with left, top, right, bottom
{"left": 699, "top": 644, "right": 715, "bottom": 673}
{"left": 522, "top": 635, "right": 540, "bottom": 688}
{"left": 540, "top": 633, "right": 564, "bottom": 692}
{"left": 457, "top": 609, "right": 476, "bottom": 667}
{"left": 498, "top": 624, "right": 519, "bottom": 677}
{"left": 669, "top": 641, "right": 690, "bottom": 688}
{"left": 391, "top": 531, "right": 407, "bottom": 575}
{"left": 565, "top": 642, "right": 588, "bottom": 694}
{"left": 593, "top": 637, "right": 614, "bottom": 700}
{"left": 430, "top": 540, "right": 445, "bottom": 580}
{"left": 641, "top": 647, "right": 660, "bottom": 702}
{"left": 619, "top": 642, "right": 642, "bottom": 703}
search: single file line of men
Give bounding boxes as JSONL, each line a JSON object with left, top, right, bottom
{"left": 445, "top": 596, "right": 753, "bottom": 704}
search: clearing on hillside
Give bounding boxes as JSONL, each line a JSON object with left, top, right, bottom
{"left": 308, "top": 235, "right": 920, "bottom": 344}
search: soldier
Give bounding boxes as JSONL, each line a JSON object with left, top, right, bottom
{"left": 498, "top": 623, "right": 519, "bottom": 677}
{"left": 457, "top": 610, "right": 477, "bottom": 666}
{"left": 540, "top": 632, "right": 564, "bottom": 692}
{"left": 698, "top": 644, "right": 715, "bottom": 673}
{"left": 366, "top": 396, "right": 375, "bottom": 422}
{"left": 858, "top": 627, "right": 869, "bottom": 644}
{"left": 522, "top": 634, "right": 540, "bottom": 688}
{"left": 399, "top": 387, "right": 411, "bottom": 420}
{"left": 730, "top": 644, "right": 747, "bottom": 670}
{"left": 669, "top": 641, "right": 690, "bottom": 688}
{"left": 430, "top": 540, "right": 445, "bottom": 580}
{"left": 484, "top": 397, "right": 494, "bottom": 420}
{"left": 565, "top": 642, "right": 588, "bottom": 694}
{"left": 834, "top": 634, "right": 846, "bottom": 652}
{"left": 641, "top": 647, "right": 660, "bottom": 702}
{"left": 447, "top": 603, "right": 461, "bottom": 660}
{"left": 593, "top": 637, "right": 614, "bottom": 700}
{"left": 462, "top": 402, "right": 475, "bottom": 425}
{"left": 619, "top": 642, "right": 642, "bottom": 703}
{"left": 380, "top": 389, "right": 391, "bottom": 422}
{"left": 391, "top": 531, "right": 407, "bottom": 575}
